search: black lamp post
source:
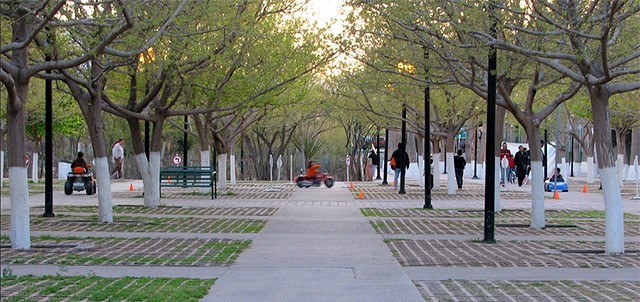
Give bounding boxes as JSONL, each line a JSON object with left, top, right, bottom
{"left": 376, "top": 128, "right": 381, "bottom": 180}
{"left": 423, "top": 46, "right": 432, "bottom": 209}
{"left": 570, "top": 136, "right": 574, "bottom": 177}
{"left": 43, "top": 54, "right": 54, "bottom": 218}
{"left": 399, "top": 104, "right": 407, "bottom": 194}
{"left": 483, "top": 11, "right": 497, "bottom": 244}
{"left": 472, "top": 125, "right": 480, "bottom": 179}
{"left": 382, "top": 128, "right": 389, "bottom": 185}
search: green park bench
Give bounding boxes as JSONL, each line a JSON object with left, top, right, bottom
{"left": 159, "top": 166, "right": 217, "bottom": 199}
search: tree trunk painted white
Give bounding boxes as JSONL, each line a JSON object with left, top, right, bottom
{"left": 432, "top": 152, "right": 441, "bottom": 190}
{"left": 1, "top": 151, "right": 4, "bottom": 188}
{"left": 530, "top": 161, "right": 545, "bottom": 229}
{"left": 600, "top": 167, "right": 625, "bottom": 254}
{"left": 494, "top": 157, "right": 501, "bottom": 213}
{"left": 587, "top": 157, "right": 595, "bottom": 183}
{"left": 31, "top": 152, "right": 38, "bottom": 183}
{"left": 147, "top": 152, "right": 161, "bottom": 207}
{"left": 417, "top": 155, "right": 424, "bottom": 187}
{"left": 446, "top": 152, "right": 455, "bottom": 195}
{"left": 9, "top": 167, "right": 30, "bottom": 248}
{"left": 134, "top": 152, "right": 161, "bottom": 208}
{"left": 94, "top": 157, "right": 113, "bottom": 223}
{"left": 217, "top": 153, "right": 228, "bottom": 190}
{"left": 134, "top": 153, "right": 150, "bottom": 207}
{"left": 616, "top": 154, "right": 625, "bottom": 183}
{"left": 200, "top": 150, "right": 212, "bottom": 194}
{"left": 230, "top": 154, "right": 236, "bottom": 185}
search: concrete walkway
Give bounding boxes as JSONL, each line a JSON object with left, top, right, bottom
{"left": 2, "top": 176, "right": 639, "bottom": 301}
{"left": 207, "top": 185, "right": 424, "bottom": 301}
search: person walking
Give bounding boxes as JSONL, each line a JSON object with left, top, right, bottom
{"left": 368, "top": 149, "right": 379, "bottom": 180}
{"left": 390, "top": 143, "right": 410, "bottom": 190}
{"left": 514, "top": 145, "right": 528, "bottom": 187}
{"left": 499, "top": 142, "right": 512, "bottom": 186}
{"left": 110, "top": 138, "right": 125, "bottom": 179}
{"left": 453, "top": 149, "right": 466, "bottom": 189}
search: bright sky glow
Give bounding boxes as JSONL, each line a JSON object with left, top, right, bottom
{"left": 303, "top": 0, "right": 347, "bottom": 34}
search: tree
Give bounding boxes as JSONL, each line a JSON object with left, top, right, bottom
{"left": 1, "top": 0, "right": 134, "bottom": 248}
{"left": 469, "top": 1, "right": 640, "bottom": 254}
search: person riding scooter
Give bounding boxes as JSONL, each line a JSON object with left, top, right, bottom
{"left": 306, "top": 161, "right": 322, "bottom": 184}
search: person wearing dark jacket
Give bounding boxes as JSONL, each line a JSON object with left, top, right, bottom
{"left": 390, "top": 143, "right": 410, "bottom": 190}
{"left": 454, "top": 149, "right": 466, "bottom": 189}
{"left": 514, "top": 145, "right": 529, "bottom": 186}
{"left": 71, "top": 152, "right": 89, "bottom": 173}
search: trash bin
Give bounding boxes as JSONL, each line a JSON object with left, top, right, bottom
{"left": 58, "top": 161, "right": 71, "bottom": 179}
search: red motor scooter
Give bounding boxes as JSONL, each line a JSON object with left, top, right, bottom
{"left": 294, "top": 172, "right": 334, "bottom": 188}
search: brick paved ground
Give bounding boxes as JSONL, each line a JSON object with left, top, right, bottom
{"left": 415, "top": 280, "right": 638, "bottom": 302}
{"left": 2, "top": 179, "right": 639, "bottom": 301}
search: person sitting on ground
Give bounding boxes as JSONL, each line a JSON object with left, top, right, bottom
{"left": 71, "top": 152, "right": 89, "bottom": 174}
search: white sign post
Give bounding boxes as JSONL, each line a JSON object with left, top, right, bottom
{"left": 269, "top": 154, "right": 273, "bottom": 182}
{"left": 346, "top": 155, "right": 351, "bottom": 182}
{"left": 633, "top": 156, "right": 640, "bottom": 200}
{"left": 290, "top": 154, "right": 293, "bottom": 181}
{"left": 277, "top": 155, "right": 283, "bottom": 181}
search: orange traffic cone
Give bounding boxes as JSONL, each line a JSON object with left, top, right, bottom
{"left": 129, "top": 183, "right": 134, "bottom": 192}
{"left": 582, "top": 183, "right": 588, "bottom": 193}
{"left": 349, "top": 182, "right": 354, "bottom": 189}
{"left": 553, "top": 190, "right": 560, "bottom": 200}
{"left": 358, "top": 189, "right": 364, "bottom": 199}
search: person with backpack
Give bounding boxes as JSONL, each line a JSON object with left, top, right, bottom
{"left": 390, "top": 143, "right": 410, "bottom": 190}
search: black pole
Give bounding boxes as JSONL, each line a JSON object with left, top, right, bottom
{"left": 376, "top": 129, "right": 381, "bottom": 179}
{"left": 183, "top": 115, "right": 188, "bottom": 165}
{"left": 183, "top": 115, "right": 188, "bottom": 186}
{"left": 472, "top": 124, "right": 479, "bottom": 179}
{"left": 544, "top": 129, "right": 548, "bottom": 180}
{"left": 570, "top": 136, "right": 574, "bottom": 177}
{"left": 43, "top": 61, "right": 54, "bottom": 218}
{"left": 483, "top": 13, "right": 497, "bottom": 243}
{"left": 399, "top": 104, "right": 407, "bottom": 194}
{"left": 382, "top": 128, "right": 389, "bottom": 185}
{"left": 423, "top": 46, "right": 432, "bottom": 209}
{"left": 144, "top": 121, "right": 150, "bottom": 159}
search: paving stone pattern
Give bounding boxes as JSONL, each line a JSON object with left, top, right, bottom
{"left": 31, "top": 205, "right": 279, "bottom": 216}
{"left": 372, "top": 218, "right": 640, "bottom": 237}
{"left": 3, "top": 215, "right": 266, "bottom": 233}
{"left": 389, "top": 239, "right": 640, "bottom": 268}
{"left": 2, "top": 238, "right": 250, "bottom": 267}
{"left": 415, "top": 280, "right": 639, "bottom": 302}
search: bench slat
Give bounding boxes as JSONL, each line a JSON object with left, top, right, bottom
{"left": 159, "top": 166, "right": 217, "bottom": 199}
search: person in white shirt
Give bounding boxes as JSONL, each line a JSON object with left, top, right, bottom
{"left": 110, "top": 139, "right": 125, "bottom": 179}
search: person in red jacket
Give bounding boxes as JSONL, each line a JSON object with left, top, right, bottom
{"left": 499, "top": 142, "right": 512, "bottom": 186}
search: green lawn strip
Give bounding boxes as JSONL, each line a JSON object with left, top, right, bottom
{"left": 27, "top": 205, "right": 278, "bottom": 217}
{"left": 2, "top": 214, "right": 266, "bottom": 233}
{"left": 0, "top": 275, "right": 214, "bottom": 302}
{"left": 1, "top": 236, "right": 252, "bottom": 266}
{"left": 360, "top": 208, "right": 639, "bottom": 220}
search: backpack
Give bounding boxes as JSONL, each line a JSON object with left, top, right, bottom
{"left": 389, "top": 156, "right": 396, "bottom": 170}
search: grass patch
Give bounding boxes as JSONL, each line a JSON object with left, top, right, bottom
{"left": 2, "top": 237, "right": 251, "bottom": 266}
{"left": 361, "top": 208, "right": 388, "bottom": 217}
{"left": 221, "top": 191, "right": 237, "bottom": 196}
{"left": 0, "top": 275, "right": 214, "bottom": 302}
{"left": 369, "top": 221, "right": 384, "bottom": 233}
